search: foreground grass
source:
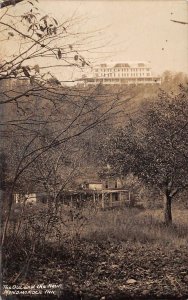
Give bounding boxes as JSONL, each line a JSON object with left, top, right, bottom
{"left": 81, "top": 208, "right": 188, "bottom": 248}
{"left": 2, "top": 207, "right": 188, "bottom": 299}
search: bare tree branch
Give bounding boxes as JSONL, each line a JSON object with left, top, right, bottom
{"left": 0, "top": 0, "right": 24, "bottom": 9}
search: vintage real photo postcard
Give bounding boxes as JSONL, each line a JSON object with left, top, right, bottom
{"left": 0, "top": 0, "right": 188, "bottom": 299}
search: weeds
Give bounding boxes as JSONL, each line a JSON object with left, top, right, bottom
{"left": 82, "top": 208, "right": 188, "bottom": 247}
{"left": 2, "top": 205, "right": 188, "bottom": 288}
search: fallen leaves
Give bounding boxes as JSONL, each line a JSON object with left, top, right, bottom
{"left": 3, "top": 239, "right": 188, "bottom": 299}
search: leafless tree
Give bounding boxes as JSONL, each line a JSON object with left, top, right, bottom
{"left": 0, "top": 0, "right": 136, "bottom": 249}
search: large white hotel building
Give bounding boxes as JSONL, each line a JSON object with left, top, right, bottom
{"left": 78, "top": 61, "right": 161, "bottom": 86}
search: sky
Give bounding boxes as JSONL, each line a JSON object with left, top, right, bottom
{"left": 38, "top": 0, "right": 188, "bottom": 76}
{"left": 0, "top": 0, "right": 188, "bottom": 80}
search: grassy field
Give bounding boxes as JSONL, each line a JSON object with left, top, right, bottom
{"left": 63, "top": 206, "right": 188, "bottom": 248}
{"left": 90, "top": 208, "right": 188, "bottom": 245}
{"left": 3, "top": 206, "right": 188, "bottom": 299}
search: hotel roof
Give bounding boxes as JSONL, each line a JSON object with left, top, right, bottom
{"left": 93, "top": 61, "right": 151, "bottom": 69}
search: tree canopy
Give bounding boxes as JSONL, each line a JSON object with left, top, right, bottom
{"left": 104, "top": 86, "right": 188, "bottom": 224}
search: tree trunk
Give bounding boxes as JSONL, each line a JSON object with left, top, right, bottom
{"left": 1, "top": 186, "right": 15, "bottom": 246}
{"left": 164, "top": 193, "right": 172, "bottom": 225}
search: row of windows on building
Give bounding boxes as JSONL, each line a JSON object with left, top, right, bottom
{"left": 93, "top": 77, "right": 159, "bottom": 82}
{"left": 86, "top": 77, "right": 160, "bottom": 83}
{"left": 95, "top": 73, "right": 151, "bottom": 78}
{"left": 94, "top": 68, "right": 151, "bottom": 72}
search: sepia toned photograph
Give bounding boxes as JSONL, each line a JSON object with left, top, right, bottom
{"left": 0, "top": 0, "right": 188, "bottom": 299}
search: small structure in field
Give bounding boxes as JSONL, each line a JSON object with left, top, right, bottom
{"left": 10, "top": 180, "right": 132, "bottom": 209}
{"left": 62, "top": 179, "right": 132, "bottom": 209}
{"left": 14, "top": 193, "right": 37, "bottom": 205}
